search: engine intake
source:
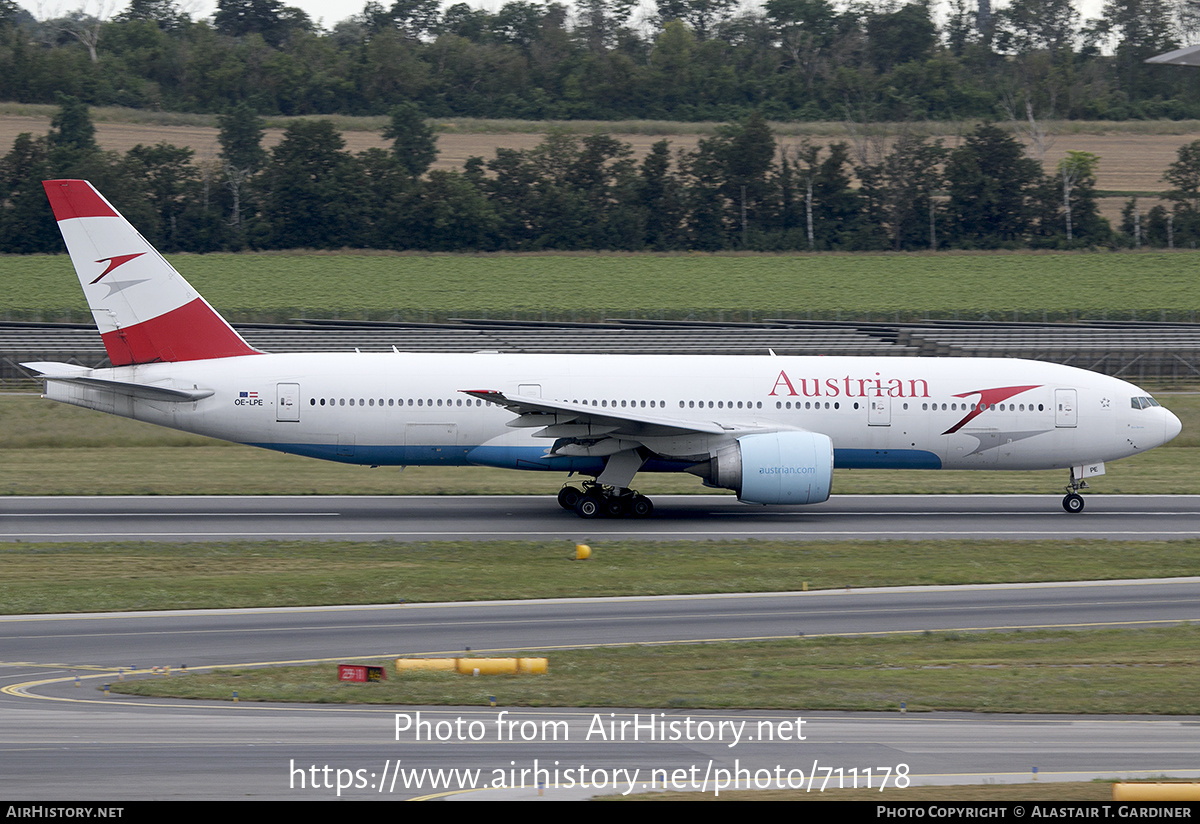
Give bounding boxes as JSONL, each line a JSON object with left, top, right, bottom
{"left": 694, "top": 431, "right": 834, "bottom": 505}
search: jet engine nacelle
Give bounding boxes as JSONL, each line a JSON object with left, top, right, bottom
{"left": 703, "top": 431, "right": 834, "bottom": 505}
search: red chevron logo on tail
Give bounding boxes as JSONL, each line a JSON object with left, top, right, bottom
{"left": 90, "top": 253, "right": 146, "bottom": 284}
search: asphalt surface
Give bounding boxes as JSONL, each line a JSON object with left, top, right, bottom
{"left": 4, "top": 578, "right": 1200, "bottom": 800}
{"left": 4, "top": 493, "right": 1200, "bottom": 542}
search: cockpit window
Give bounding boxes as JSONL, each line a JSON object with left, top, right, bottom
{"left": 1131, "top": 396, "right": 1161, "bottom": 410}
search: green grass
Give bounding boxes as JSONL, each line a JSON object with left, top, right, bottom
{"left": 108, "top": 626, "right": 1200, "bottom": 715}
{"left": 4, "top": 538, "right": 1199, "bottom": 614}
{"left": 7, "top": 250, "right": 1200, "bottom": 323}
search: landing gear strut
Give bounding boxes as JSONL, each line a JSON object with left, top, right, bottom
{"left": 559, "top": 482, "right": 653, "bottom": 519}
{"left": 1062, "top": 470, "right": 1088, "bottom": 513}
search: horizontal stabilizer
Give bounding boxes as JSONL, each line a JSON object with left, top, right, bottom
{"left": 22, "top": 362, "right": 213, "bottom": 402}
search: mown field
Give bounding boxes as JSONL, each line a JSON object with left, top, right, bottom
{"left": 110, "top": 626, "right": 1200, "bottom": 716}
{"left": 7, "top": 249, "right": 1200, "bottom": 323}
{"left": 7, "top": 537, "right": 1200, "bottom": 614}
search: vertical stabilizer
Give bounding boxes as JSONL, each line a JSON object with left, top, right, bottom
{"left": 42, "top": 179, "right": 260, "bottom": 365}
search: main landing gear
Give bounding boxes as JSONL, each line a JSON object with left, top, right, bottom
{"left": 558, "top": 483, "right": 654, "bottom": 519}
{"left": 1063, "top": 470, "right": 1088, "bottom": 513}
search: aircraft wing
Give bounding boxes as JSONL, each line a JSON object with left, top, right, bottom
{"left": 463, "top": 389, "right": 730, "bottom": 434}
{"left": 461, "top": 388, "right": 782, "bottom": 460}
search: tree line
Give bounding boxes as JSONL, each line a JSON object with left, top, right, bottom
{"left": 17, "top": 97, "right": 1200, "bottom": 254}
{"left": 1, "top": 0, "right": 1199, "bottom": 123}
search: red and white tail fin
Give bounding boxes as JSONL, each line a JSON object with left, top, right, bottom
{"left": 43, "top": 179, "right": 260, "bottom": 366}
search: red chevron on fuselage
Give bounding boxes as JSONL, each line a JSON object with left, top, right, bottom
{"left": 942, "top": 385, "right": 1042, "bottom": 434}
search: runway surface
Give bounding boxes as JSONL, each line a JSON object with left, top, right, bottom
{"left": 4, "top": 493, "right": 1200, "bottom": 541}
{"left": 4, "top": 578, "right": 1200, "bottom": 799}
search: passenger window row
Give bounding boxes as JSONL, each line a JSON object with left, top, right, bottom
{"left": 310, "top": 397, "right": 491, "bottom": 408}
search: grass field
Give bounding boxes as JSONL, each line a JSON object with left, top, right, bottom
{"left": 7, "top": 249, "right": 1200, "bottom": 324}
{"left": 109, "top": 626, "right": 1200, "bottom": 715}
{"left": 5, "top": 537, "right": 1199, "bottom": 614}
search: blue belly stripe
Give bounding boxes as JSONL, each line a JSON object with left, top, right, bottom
{"left": 247, "top": 443, "right": 942, "bottom": 471}
{"left": 834, "top": 448, "right": 942, "bottom": 469}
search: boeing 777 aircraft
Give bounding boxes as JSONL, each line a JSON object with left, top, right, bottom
{"left": 23, "top": 179, "right": 1182, "bottom": 518}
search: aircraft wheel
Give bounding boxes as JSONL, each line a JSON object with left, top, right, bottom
{"left": 1063, "top": 493, "right": 1085, "bottom": 513}
{"left": 558, "top": 486, "right": 581, "bottom": 510}
{"left": 629, "top": 495, "right": 653, "bottom": 518}
{"left": 575, "top": 495, "right": 602, "bottom": 519}
{"left": 604, "top": 495, "right": 627, "bottom": 518}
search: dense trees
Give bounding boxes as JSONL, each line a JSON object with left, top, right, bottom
{"left": 944, "top": 124, "right": 1042, "bottom": 247}
{"left": 18, "top": 99, "right": 1200, "bottom": 256}
{"left": 383, "top": 101, "right": 438, "bottom": 178}
{"left": 1, "top": 0, "right": 1199, "bottom": 121}
{"left": 1161, "top": 139, "right": 1200, "bottom": 245}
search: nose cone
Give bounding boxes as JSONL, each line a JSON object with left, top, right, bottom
{"left": 1164, "top": 408, "right": 1183, "bottom": 444}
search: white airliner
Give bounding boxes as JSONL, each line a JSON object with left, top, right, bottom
{"left": 24, "top": 179, "right": 1183, "bottom": 518}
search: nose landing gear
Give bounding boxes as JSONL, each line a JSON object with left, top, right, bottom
{"left": 1062, "top": 469, "right": 1089, "bottom": 513}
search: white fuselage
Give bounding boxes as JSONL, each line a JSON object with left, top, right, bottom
{"left": 43, "top": 352, "right": 1182, "bottom": 475}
